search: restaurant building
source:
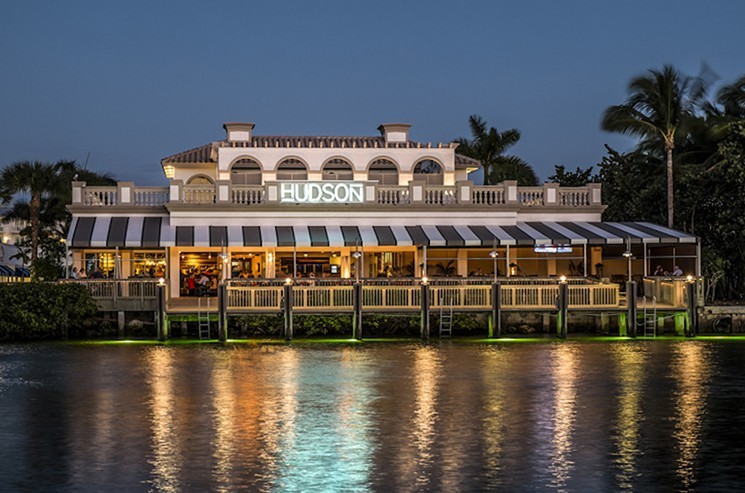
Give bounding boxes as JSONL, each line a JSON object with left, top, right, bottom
{"left": 66, "top": 122, "right": 699, "bottom": 301}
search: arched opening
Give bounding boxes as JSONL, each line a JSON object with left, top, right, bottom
{"left": 276, "top": 158, "right": 308, "bottom": 181}
{"left": 230, "top": 158, "right": 262, "bottom": 185}
{"left": 367, "top": 158, "right": 399, "bottom": 185}
{"left": 413, "top": 159, "right": 443, "bottom": 185}
{"left": 322, "top": 158, "right": 353, "bottom": 181}
{"left": 186, "top": 175, "right": 214, "bottom": 185}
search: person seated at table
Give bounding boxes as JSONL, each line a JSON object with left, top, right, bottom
{"left": 653, "top": 265, "right": 665, "bottom": 276}
{"left": 672, "top": 265, "right": 683, "bottom": 276}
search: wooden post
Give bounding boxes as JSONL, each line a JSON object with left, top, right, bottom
{"left": 218, "top": 283, "right": 227, "bottom": 342}
{"left": 490, "top": 283, "right": 501, "bottom": 338}
{"left": 156, "top": 282, "right": 167, "bottom": 342}
{"left": 353, "top": 282, "right": 363, "bottom": 340}
{"left": 283, "top": 283, "right": 293, "bottom": 341}
{"left": 626, "top": 281, "right": 637, "bottom": 338}
{"left": 557, "top": 281, "right": 568, "bottom": 338}
{"left": 686, "top": 281, "right": 698, "bottom": 337}
{"left": 420, "top": 282, "right": 430, "bottom": 340}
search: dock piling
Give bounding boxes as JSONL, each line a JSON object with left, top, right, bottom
{"left": 557, "top": 281, "right": 568, "bottom": 338}
{"left": 353, "top": 282, "right": 363, "bottom": 340}
{"left": 218, "top": 284, "right": 227, "bottom": 342}
{"left": 490, "top": 283, "right": 501, "bottom": 338}
{"left": 626, "top": 281, "right": 637, "bottom": 338}
{"left": 686, "top": 281, "right": 698, "bottom": 337}
{"left": 283, "top": 283, "right": 293, "bottom": 341}
{"left": 156, "top": 282, "right": 167, "bottom": 342}
{"left": 420, "top": 281, "right": 430, "bottom": 340}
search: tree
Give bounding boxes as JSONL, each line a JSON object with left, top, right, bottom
{"left": 601, "top": 65, "right": 695, "bottom": 228}
{"left": 1, "top": 160, "right": 115, "bottom": 277}
{"left": 456, "top": 115, "right": 538, "bottom": 186}
{"left": 548, "top": 165, "right": 594, "bottom": 186}
{"left": 0, "top": 161, "right": 60, "bottom": 262}
{"left": 595, "top": 145, "right": 666, "bottom": 224}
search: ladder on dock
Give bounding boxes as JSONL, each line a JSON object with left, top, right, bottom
{"left": 439, "top": 295, "right": 453, "bottom": 338}
{"left": 640, "top": 296, "right": 657, "bottom": 337}
{"left": 198, "top": 297, "right": 211, "bottom": 340}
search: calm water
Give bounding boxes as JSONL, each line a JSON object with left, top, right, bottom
{"left": 2, "top": 340, "right": 745, "bottom": 493}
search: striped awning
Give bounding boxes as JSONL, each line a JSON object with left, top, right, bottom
{"left": 66, "top": 218, "right": 697, "bottom": 248}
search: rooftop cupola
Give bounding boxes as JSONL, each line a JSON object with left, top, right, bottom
{"left": 378, "top": 123, "right": 411, "bottom": 144}
{"left": 223, "top": 122, "right": 255, "bottom": 143}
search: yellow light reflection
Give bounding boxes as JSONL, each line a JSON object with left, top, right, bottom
{"left": 257, "top": 348, "right": 299, "bottom": 485}
{"left": 549, "top": 344, "right": 578, "bottom": 490}
{"left": 411, "top": 346, "right": 442, "bottom": 489}
{"left": 210, "top": 350, "right": 237, "bottom": 492}
{"left": 611, "top": 343, "right": 647, "bottom": 490}
{"left": 479, "top": 347, "right": 512, "bottom": 489}
{"left": 672, "top": 342, "right": 711, "bottom": 490}
{"left": 146, "top": 347, "right": 181, "bottom": 493}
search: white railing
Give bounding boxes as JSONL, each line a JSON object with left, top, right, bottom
{"left": 227, "top": 286, "right": 283, "bottom": 310}
{"left": 232, "top": 186, "right": 264, "bottom": 205}
{"left": 517, "top": 188, "right": 544, "bottom": 207}
{"left": 424, "top": 186, "right": 458, "bottom": 205}
{"left": 472, "top": 186, "right": 506, "bottom": 205}
{"left": 432, "top": 286, "right": 491, "bottom": 309}
{"left": 84, "top": 187, "right": 118, "bottom": 206}
{"left": 182, "top": 185, "right": 215, "bottom": 204}
{"left": 75, "top": 182, "right": 601, "bottom": 209}
{"left": 362, "top": 285, "right": 421, "bottom": 309}
{"left": 133, "top": 187, "right": 169, "bottom": 206}
{"left": 377, "top": 186, "right": 410, "bottom": 205}
{"left": 71, "top": 279, "right": 159, "bottom": 299}
{"left": 293, "top": 285, "right": 354, "bottom": 310}
{"left": 558, "top": 188, "right": 590, "bottom": 207}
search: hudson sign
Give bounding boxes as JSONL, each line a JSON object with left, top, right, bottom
{"left": 279, "top": 181, "right": 364, "bottom": 204}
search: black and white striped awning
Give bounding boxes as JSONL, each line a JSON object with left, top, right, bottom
{"left": 67, "top": 218, "right": 697, "bottom": 248}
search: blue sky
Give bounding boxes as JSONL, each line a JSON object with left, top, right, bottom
{"left": 1, "top": 1, "right": 744, "bottom": 185}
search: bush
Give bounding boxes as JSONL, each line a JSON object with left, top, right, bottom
{"left": 0, "top": 282, "right": 97, "bottom": 341}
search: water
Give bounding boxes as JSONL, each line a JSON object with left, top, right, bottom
{"left": 2, "top": 340, "right": 745, "bottom": 492}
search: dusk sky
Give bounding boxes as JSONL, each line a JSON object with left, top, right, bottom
{"left": 2, "top": 1, "right": 744, "bottom": 185}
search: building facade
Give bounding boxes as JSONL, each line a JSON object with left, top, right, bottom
{"left": 67, "top": 122, "right": 699, "bottom": 299}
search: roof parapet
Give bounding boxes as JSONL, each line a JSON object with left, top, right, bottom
{"left": 378, "top": 123, "right": 411, "bottom": 144}
{"left": 223, "top": 122, "right": 255, "bottom": 143}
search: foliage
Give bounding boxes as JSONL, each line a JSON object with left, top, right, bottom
{"left": 0, "top": 159, "right": 115, "bottom": 275}
{"left": 595, "top": 145, "right": 666, "bottom": 224}
{"left": 455, "top": 115, "right": 538, "bottom": 186}
{"left": 548, "top": 165, "right": 595, "bottom": 186}
{"left": 601, "top": 65, "right": 698, "bottom": 228}
{"left": 0, "top": 283, "right": 97, "bottom": 341}
{"left": 434, "top": 260, "right": 457, "bottom": 277}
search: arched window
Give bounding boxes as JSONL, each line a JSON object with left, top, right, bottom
{"left": 276, "top": 158, "right": 307, "bottom": 180}
{"left": 413, "top": 159, "right": 443, "bottom": 185}
{"left": 367, "top": 158, "right": 399, "bottom": 185}
{"left": 322, "top": 158, "right": 353, "bottom": 181}
{"left": 231, "top": 158, "right": 262, "bottom": 185}
{"left": 187, "top": 175, "right": 214, "bottom": 185}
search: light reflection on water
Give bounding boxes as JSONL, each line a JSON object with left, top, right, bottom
{"left": 1, "top": 341, "right": 745, "bottom": 492}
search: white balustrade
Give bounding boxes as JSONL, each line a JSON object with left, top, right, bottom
{"left": 232, "top": 186, "right": 265, "bottom": 205}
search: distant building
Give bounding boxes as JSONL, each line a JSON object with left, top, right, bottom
{"left": 0, "top": 207, "right": 26, "bottom": 246}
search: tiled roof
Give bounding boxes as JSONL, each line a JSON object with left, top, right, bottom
{"left": 455, "top": 153, "right": 481, "bottom": 168}
{"left": 161, "top": 138, "right": 482, "bottom": 169}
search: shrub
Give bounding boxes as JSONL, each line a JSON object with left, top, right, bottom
{"left": 0, "top": 282, "right": 97, "bottom": 341}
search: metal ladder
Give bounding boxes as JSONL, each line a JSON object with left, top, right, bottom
{"left": 439, "top": 295, "right": 453, "bottom": 338}
{"left": 640, "top": 296, "right": 657, "bottom": 337}
{"left": 198, "top": 297, "right": 211, "bottom": 339}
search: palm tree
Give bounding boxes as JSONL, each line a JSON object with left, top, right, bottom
{"left": 456, "top": 115, "right": 538, "bottom": 186}
{"left": 601, "top": 65, "right": 694, "bottom": 228}
{"left": 0, "top": 161, "right": 59, "bottom": 262}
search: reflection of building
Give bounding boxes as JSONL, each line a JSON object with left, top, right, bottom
{"left": 66, "top": 121, "right": 698, "bottom": 298}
